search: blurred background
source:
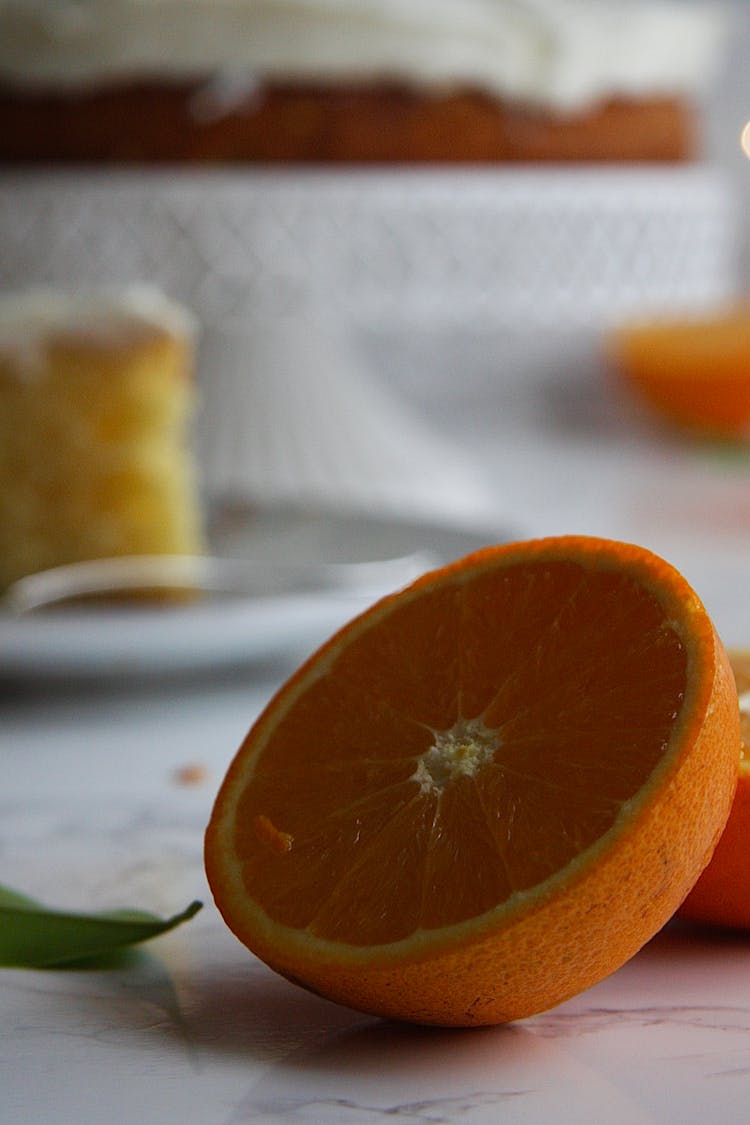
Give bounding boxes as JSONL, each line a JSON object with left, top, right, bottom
{"left": 1, "top": 0, "right": 750, "bottom": 646}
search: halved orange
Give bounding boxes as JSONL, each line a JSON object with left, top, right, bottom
{"left": 205, "top": 536, "right": 740, "bottom": 1026}
{"left": 679, "top": 650, "right": 750, "bottom": 929}
{"left": 609, "top": 307, "right": 750, "bottom": 438}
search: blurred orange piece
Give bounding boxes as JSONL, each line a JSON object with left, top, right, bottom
{"left": 679, "top": 650, "right": 750, "bottom": 930}
{"left": 205, "top": 536, "right": 739, "bottom": 1025}
{"left": 610, "top": 308, "right": 750, "bottom": 439}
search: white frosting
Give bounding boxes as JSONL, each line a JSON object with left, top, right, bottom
{"left": 0, "top": 285, "right": 194, "bottom": 340}
{"left": 0, "top": 285, "right": 195, "bottom": 380}
{"left": 0, "top": 0, "right": 726, "bottom": 111}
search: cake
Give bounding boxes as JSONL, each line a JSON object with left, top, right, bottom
{"left": 0, "top": 0, "right": 725, "bottom": 164}
{"left": 0, "top": 286, "right": 204, "bottom": 593}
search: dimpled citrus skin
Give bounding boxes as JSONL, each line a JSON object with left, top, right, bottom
{"left": 205, "top": 538, "right": 740, "bottom": 1026}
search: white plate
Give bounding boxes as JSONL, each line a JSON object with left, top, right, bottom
{"left": 0, "top": 511, "right": 502, "bottom": 682}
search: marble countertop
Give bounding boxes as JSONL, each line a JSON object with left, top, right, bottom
{"left": 5, "top": 672, "right": 750, "bottom": 1125}
{"left": 4, "top": 326, "right": 750, "bottom": 1125}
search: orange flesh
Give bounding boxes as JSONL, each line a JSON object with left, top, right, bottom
{"left": 232, "top": 559, "right": 688, "bottom": 947}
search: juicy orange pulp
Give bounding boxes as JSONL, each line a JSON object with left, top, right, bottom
{"left": 236, "top": 559, "right": 687, "bottom": 944}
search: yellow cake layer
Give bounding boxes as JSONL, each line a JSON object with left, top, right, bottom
{"left": 0, "top": 288, "right": 204, "bottom": 591}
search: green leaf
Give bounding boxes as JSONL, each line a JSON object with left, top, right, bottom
{"left": 0, "top": 883, "right": 202, "bottom": 968}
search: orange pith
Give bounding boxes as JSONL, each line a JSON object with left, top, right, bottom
{"left": 679, "top": 650, "right": 750, "bottom": 929}
{"left": 205, "top": 536, "right": 739, "bottom": 1026}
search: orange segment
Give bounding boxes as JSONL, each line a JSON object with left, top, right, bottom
{"left": 609, "top": 308, "right": 750, "bottom": 438}
{"left": 679, "top": 650, "right": 750, "bottom": 929}
{"left": 205, "top": 536, "right": 740, "bottom": 1026}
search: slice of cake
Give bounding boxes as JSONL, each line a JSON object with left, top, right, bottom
{"left": 0, "top": 286, "right": 204, "bottom": 592}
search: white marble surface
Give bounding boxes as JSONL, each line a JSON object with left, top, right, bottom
{"left": 4, "top": 671, "right": 750, "bottom": 1125}
{"left": 4, "top": 326, "right": 750, "bottom": 1125}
